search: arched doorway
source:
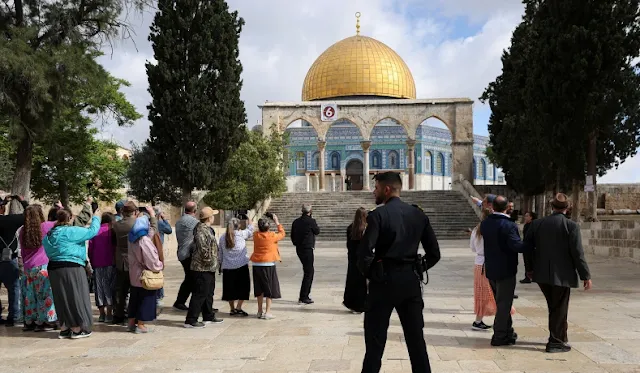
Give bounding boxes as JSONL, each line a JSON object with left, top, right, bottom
{"left": 345, "top": 159, "right": 364, "bottom": 191}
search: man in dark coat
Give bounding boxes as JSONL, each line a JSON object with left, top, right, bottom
{"left": 290, "top": 203, "right": 320, "bottom": 304}
{"left": 357, "top": 172, "right": 440, "bottom": 373}
{"left": 480, "top": 195, "right": 531, "bottom": 346}
{"left": 524, "top": 193, "right": 592, "bottom": 353}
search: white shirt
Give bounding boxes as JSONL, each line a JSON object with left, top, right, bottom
{"left": 470, "top": 227, "right": 485, "bottom": 266}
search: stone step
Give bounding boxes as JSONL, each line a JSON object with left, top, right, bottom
{"left": 266, "top": 190, "right": 479, "bottom": 241}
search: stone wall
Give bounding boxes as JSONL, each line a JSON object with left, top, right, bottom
{"left": 474, "top": 183, "right": 640, "bottom": 214}
{"left": 580, "top": 220, "right": 640, "bottom": 264}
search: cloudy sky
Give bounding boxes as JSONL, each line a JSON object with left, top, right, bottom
{"left": 97, "top": 0, "right": 636, "bottom": 183}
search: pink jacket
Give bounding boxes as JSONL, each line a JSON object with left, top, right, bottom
{"left": 128, "top": 225, "right": 163, "bottom": 288}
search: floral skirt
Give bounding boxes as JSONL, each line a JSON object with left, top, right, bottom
{"left": 473, "top": 265, "right": 516, "bottom": 317}
{"left": 21, "top": 264, "right": 57, "bottom": 324}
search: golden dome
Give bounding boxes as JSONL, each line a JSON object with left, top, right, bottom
{"left": 302, "top": 35, "right": 416, "bottom": 101}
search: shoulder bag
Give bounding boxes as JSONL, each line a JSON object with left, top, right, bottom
{"left": 140, "top": 269, "right": 164, "bottom": 290}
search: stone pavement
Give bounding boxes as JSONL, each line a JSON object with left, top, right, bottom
{"left": 1, "top": 240, "right": 640, "bottom": 373}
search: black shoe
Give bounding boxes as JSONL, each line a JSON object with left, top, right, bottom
{"left": 58, "top": 329, "right": 72, "bottom": 339}
{"left": 23, "top": 323, "right": 36, "bottom": 332}
{"left": 204, "top": 317, "right": 224, "bottom": 324}
{"left": 111, "top": 316, "right": 126, "bottom": 325}
{"left": 212, "top": 308, "right": 219, "bottom": 313}
{"left": 236, "top": 309, "right": 249, "bottom": 317}
{"left": 519, "top": 277, "right": 532, "bottom": 284}
{"left": 513, "top": 294, "right": 519, "bottom": 299}
{"left": 173, "top": 303, "right": 189, "bottom": 311}
{"left": 472, "top": 321, "right": 492, "bottom": 331}
{"left": 491, "top": 337, "right": 516, "bottom": 346}
{"left": 299, "top": 298, "right": 314, "bottom": 305}
{"left": 183, "top": 322, "right": 206, "bottom": 329}
{"left": 4, "top": 320, "right": 14, "bottom": 327}
{"left": 35, "top": 323, "right": 57, "bottom": 332}
{"left": 546, "top": 343, "right": 572, "bottom": 353}
{"left": 71, "top": 330, "right": 92, "bottom": 339}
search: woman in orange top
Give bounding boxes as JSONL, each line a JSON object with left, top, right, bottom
{"left": 250, "top": 214, "right": 285, "bottom": 320}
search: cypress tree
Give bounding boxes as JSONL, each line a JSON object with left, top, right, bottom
{"left": 146, "top": 0, "right": 247, "bottom": 201}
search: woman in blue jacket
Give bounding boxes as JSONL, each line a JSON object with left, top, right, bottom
{"left": 43, "top": 208, "right": 101, "bottom": 339}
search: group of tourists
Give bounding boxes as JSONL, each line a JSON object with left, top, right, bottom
{"left": 470, "top": 193, "right": 592, "bottom": 353}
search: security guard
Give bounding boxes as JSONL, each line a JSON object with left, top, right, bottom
{"left": 357, "top": 171, "right": 441, "bottom": 373}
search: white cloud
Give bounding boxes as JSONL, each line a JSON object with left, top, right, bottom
{"left": 94, "top": 0, "right": 640, "bottom": 183}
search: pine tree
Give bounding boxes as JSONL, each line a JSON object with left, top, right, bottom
{"left": 483, "top": 0, "right": 640, "bottom": 220}
{"left": 146, "top": 0, "right": 247, "bottom": 201}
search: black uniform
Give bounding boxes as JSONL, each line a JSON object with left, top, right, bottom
{"left": 357, "top": 197, "right": 441, "bottom": 373}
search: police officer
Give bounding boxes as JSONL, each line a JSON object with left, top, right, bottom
{"left": 357, "top": 171, "right": 441, "bottom": 373}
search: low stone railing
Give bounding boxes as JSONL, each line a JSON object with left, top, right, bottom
{"left": 579, "top": 220, "right": 640, "bottom": 264}
{"left": 452, "top": 178, "right": 482, "bottom": 218}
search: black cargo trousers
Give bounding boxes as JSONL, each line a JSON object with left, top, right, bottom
{"left": 362, "top": 264, "right": 431, "bottom": 373}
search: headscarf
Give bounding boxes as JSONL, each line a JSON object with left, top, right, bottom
{"left": 128, "top": 215, "right": 150, "bottom": 243}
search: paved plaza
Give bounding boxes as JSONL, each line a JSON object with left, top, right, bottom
{"left": 1, "top": 239, "right": 640, "bottom": 373}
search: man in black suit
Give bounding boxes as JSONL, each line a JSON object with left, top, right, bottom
{"left": 291, "top": 203, "right": 320, "bottom": 304}
{"left": 480, "top": 196, "right": 531, "bottom": 346}
{"left": 357, "top": 172, "right": 440, "bottom": 373}
{"left": 524, "top": 193, "right": 592, "bottom": 353}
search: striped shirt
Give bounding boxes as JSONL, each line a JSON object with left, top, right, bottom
{"left": 218, "top": 225, "right": 254, "bottom": 270}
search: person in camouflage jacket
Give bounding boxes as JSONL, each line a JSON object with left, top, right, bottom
{"left": 184, "top": 207, "right": 223, "bottom": 328}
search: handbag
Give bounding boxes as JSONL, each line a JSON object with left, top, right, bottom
{"left": 140, "top": 269, "right": 164, "bottom": 290}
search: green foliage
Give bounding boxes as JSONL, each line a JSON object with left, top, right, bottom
{"left": 126, "top": 143, "right": 182, "bottom": 205}
{"left": 29, "top": 69, "right": 139, "bottom": 207}
{"left": 0, "top": 125, "right": 15, "bottom": 191}
{"left": 31, "top": 124, "right": 129, "bottom": 206}
{"left": 203, "top": 127, "right": 287, "bottom": 211}
{"left": 0, "top": 0, "right": 147, "bottom": 195}
{"left": 146, "top": 0, "right": 248, "bottom": 198}
{"left": 481, "top": 0, "right": 640, "bottom": 194}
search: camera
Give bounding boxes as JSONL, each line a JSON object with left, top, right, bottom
{"left": 138, "top": 206, "right": 149, "bottom": 213}
{"left": 264, "top": 212, "right": 274, "bottom": 219}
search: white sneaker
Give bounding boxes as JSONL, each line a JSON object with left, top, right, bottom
{"left": 261, "top": 313, "right": 275, "bottom": 320}
{"left": 256, "top": 312, "right": 263, "bottom": 319}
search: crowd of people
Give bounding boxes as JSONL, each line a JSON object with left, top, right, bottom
{"left": 0, "top": 195, "right": 300, "bottom": 336}
{"left": 470, "top": 193, "right": 592, "bottom": 353}
{"left": 0, "top": 175, "right": 596, "bottom": 372}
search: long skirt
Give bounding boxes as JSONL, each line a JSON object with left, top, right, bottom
{"left": 93, "top": 266, "right": 116, "bottom": 307}
{"left": 21, "top": 264, "right": 57, "bottom": 324}
{"left": 128, "top": 286, "right": 157, "bottom": 322}
{"left": 252, "top": 266, "right": 281, "bottom": 299}
{"left": 49, "top": 266, "right": 93, "bottom": 330}
{"left": 222, "top": 265, "right": 250, "bottom": 301}
{"left": 343, "top": 255, "right": 367, "bottom": 312}
{"left": 474, "top": 265, "right": 516, "bottom": 317}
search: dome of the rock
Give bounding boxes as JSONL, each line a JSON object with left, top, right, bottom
{"left": 301, "top": 35, "right": 416, "bottom": 101}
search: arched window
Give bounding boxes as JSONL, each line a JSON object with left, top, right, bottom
{"left": 435, "top": 153, "right": 444, "bottom": 174}
{"left": 296, "top": 152, "right": 306, "bottom": 171}
{"left": 479, "top": 159, "right": 486, "bottom": 179}
{"left": 312, "top": 152, "right": 320, "bottom": 170}
{"left": 424, "top": 151, "right": 432, "bottom": 174}
{"left": 388, "top": 150, "right": 399, "bottom": 169}
{"left": 487, "top": 162, "right": 494, "bottom": 180}
{"left": 330, "top": 152, "right": 340, "bottom": 169}
{"left": 371, "top": 150, "right": 382, "bottom": 169}
{"left": 448, "top": 154, "right": 452, "bottom": 175}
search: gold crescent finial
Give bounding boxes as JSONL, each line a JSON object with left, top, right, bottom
{"left": 355, "top": 12, "right": 361, "bottom": 35}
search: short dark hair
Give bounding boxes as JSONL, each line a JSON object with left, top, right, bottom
{"left": 373, "top": 171, "right": 402, "bottom": 191}
{"left": 492, "top": 196, "right": 508, "bottom": 213}
{"left": 527, "top": 211, "right": 538, "bottom": 220}
{"left": 184, "top": 202, "right": 197, "bottom": 214}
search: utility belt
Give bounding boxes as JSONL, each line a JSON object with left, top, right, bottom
{"left": 370, "top": 257, "right": 429, "bottom": 285}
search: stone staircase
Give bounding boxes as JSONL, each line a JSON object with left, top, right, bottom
{"left": 266, "top": 191, "right": 479, "bottom": 241}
